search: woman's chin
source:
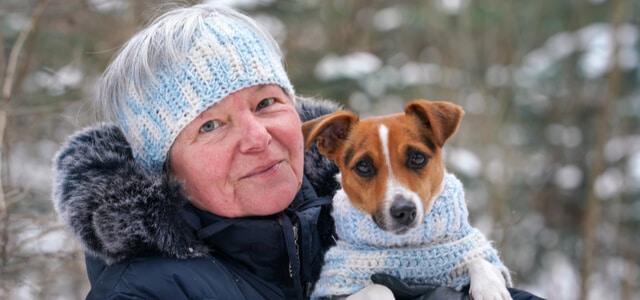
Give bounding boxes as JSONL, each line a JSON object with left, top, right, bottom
{"left": 239, "top": 166, "right": 302, "bottom": 215}
{"left": 250, "top": 187, "right": 298, "bottom": 215}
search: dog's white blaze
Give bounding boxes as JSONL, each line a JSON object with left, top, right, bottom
{"left": 379, "top": 125, "right": 392, "bottom": 173}
{"left": 378, "top": 124, "right": 424, "bottom": 232}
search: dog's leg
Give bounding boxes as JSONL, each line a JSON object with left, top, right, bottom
{"left": 467, "top": 258, "right": 511, "bottom": 300}
{"left": 346, "top": 284, "right": 395, "bottom": 300}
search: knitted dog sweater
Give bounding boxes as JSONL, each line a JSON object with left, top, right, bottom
{"left": 311, "top": 173, "right": 512, "bottom": 299}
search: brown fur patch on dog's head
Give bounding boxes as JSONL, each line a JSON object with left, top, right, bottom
{"left": 302, "top": 100, "right": 464, "bottom": 232}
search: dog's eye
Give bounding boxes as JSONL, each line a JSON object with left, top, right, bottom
{"left": 353, "top": 158, "right": 376, "bottom": 178}
{"left": 407, "top": 150, "right": 428, "bottom": 169}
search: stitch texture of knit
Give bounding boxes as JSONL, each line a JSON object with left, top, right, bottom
{"left": 119, "top": 14, "right": 293, "bottom": 172}
{"left": 311, "top": 173, "right": 512, "bottom": 299}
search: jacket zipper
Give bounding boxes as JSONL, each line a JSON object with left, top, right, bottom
{"left": 289, "top": 225, "right": 300, "bottom": 278}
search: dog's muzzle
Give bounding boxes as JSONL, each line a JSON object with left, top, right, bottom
{"left": 373, "top": 195, "right": 420, "bottom": 235}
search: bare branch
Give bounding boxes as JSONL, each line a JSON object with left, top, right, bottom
{"left": 0, "top": 0, "right": 51, "bottom": 268}
{"left": 1, "top": 0, "right": 51, "bottom": 106}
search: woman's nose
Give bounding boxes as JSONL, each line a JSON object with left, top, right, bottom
{"left": 238, "top": 113, "right": 271, "bottom": 153}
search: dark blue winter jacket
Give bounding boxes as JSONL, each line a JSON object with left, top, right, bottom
{"left": 83, "top": 177, "right": 334, "bottom": 299}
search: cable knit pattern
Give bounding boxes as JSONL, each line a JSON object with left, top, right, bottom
{"left": 119, "top": 13, "right": 293, "bottom": 172}
{"left": 311, "top": 173, "right": 512, "bottom": 299}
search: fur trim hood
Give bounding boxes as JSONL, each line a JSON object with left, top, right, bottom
{"left": 52, "top": 97, "right": 339, "bottom": 265}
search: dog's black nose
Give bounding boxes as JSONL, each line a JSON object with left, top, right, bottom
{"left": 390, "top": 197, "right": 417, "bottom": 226}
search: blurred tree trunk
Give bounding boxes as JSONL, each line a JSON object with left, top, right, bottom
{"left": 578, "top": 0, "right": 625, "bottom": 299}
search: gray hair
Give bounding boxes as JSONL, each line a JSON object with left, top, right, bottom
{"left": 96, "top": 3, "right": 286, "bottom": 123}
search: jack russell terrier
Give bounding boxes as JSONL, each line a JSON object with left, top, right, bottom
{"left": 304, "top": 100, "right": 512, "bottom": 300}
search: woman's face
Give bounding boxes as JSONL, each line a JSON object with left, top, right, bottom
{"left": 169, "top": 84, "right": 304, "bottom": 217}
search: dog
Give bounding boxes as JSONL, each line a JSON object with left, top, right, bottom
{"left": 304, "top": 100, "right": 512, "bottom": 300}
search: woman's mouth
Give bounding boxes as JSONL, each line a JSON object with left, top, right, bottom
{"left": 242, "top": 161, "right": 283, "bottom": 179}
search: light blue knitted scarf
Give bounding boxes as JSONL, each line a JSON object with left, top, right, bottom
{"left": 311, "top": 173, "right": 512, "bottom": 299}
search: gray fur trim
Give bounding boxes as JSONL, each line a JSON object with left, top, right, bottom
{"left": 51, "top": 125, "right": 210, "bottom": 264}
{"left": 297, "top": 97, "right": 342, "bottom": 197}
{"left": 52, "top": 97, "right": 340, "bottom": 264}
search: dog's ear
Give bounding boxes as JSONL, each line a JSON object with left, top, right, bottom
{"left": 405, "top": 100, "right": 464, "bottom": 147}
{"left": 302, "top": 111, "right": 358, "bottom": 158}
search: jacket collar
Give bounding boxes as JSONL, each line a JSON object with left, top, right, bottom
{"left": 180, "top": 176, "right": 328, "bottom": 287}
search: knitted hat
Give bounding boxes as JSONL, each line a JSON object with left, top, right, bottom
{"left": 116, "top": 8, "right": 294, "bottom": 172}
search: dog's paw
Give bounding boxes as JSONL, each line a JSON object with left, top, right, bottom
{"left": 346, "top": 284, "right": 395, "bottom": 300}
{"left": 467, "top": 259, "right": 511, "bottom": 300}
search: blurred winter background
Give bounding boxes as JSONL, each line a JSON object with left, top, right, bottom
{"left": 1, "top": 0, "right": 638, "bottom": 299}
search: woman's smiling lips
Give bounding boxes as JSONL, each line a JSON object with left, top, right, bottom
{"left": 241, "top": 160, "right": 284, "bottom": 179}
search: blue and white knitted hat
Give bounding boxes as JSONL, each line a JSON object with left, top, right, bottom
{"left": 113, "top": 7, "right": 293, "bottom": 172}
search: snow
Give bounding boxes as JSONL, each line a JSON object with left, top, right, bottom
{"left": 314, "top": 52, "right": 382, "bottom": 81}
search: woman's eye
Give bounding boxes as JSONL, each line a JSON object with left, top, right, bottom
{"left": 256, "top": 98, "right": 275, "bottom": 111}
{"left": 199, "top": 120, "right": 220, "bottom": 133}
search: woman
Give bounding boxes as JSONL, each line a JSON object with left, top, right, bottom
{"left": 53, "top": 4, "right": 339, "bottom": 299}
{"left": 52, "top": 3, "right": 542, "bottom": 300}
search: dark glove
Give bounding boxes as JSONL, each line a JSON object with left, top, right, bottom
{"left": 371, "top": 273, "right": 470, "bottom": 300}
